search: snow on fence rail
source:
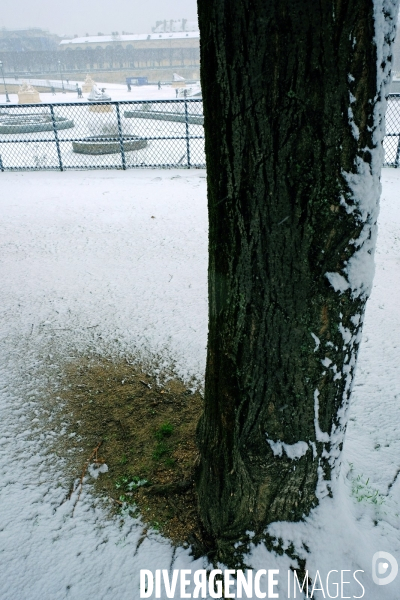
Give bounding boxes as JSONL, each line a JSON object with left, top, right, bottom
{"left": 1, "top": 95, "right": 400, "bottom": 172}
{"left": 0, "top": 99, "right": 205, "bottom": 171}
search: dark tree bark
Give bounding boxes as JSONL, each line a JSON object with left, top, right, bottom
{"left": 196, "top": 0, "right": 398, "bottom": 563}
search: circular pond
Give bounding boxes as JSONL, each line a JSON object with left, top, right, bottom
{"left": 72, "top": 135, "right": 148, "bottom": 155}
{"left": 0, "top": 114, "right": 74, "bottom": 134}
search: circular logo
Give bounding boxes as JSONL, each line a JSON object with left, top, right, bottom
{"left": 372, "top": 552, "right": 398, "bottom": 586}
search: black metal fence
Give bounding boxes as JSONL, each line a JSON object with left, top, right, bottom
{"left": 0, "top": 99, "right": 205, "bottom": 171}
{"left": 383, "top": 95, "right": 400, "bottom": 167}
{"left": 2, "top": 95, "right": 400, "bottom": 172}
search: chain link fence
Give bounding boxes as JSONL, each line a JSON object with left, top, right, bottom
{"left": 2, "top": 95, "right": 400, "bottom": 172}
{"left": 0, "top": 99, "right": 205, "bottom": 171}
{"left": 383, "top": 94, "right": 400, "bottom": 167}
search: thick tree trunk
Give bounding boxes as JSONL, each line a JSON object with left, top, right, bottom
{"left": 196, "top": 0, "right": 398, "bottom": 562}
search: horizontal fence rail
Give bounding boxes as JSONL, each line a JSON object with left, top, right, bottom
{"left": 0, "top": 99, "right": 205, "bottom": 171}
{"left": 2, "top": 95, "right": 400, "bottom": 172}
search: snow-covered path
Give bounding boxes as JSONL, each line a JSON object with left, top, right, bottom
{"left": 0, "top": 168, "right": 399, "bottom": 599}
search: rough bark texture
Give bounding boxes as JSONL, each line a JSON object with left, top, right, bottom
{"left": 196, "top": 0, "right": 396, "bottom": 562}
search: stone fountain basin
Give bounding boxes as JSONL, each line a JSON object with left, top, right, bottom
{"left": 124, "top": 109, "right": 203, "bottom": 125}
{"left": 0, "top": 115, "right": 74, "bottom": 134}
{"left": 72, "top": 135, "right": 148, "bottom": 155}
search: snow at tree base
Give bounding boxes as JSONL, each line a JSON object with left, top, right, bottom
{"left": 0, "top": 167, "right": 399, "bottom": 599}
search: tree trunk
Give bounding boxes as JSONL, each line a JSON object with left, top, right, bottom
{"left": 196, "top": 0, "right": 398, "bottom": 563}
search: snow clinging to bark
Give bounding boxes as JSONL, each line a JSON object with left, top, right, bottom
{"left": 311, "top": 332, "right": 320, "bottom": 351}
{"left": 266, "top": 438, "right": 310, "bottom": 460}
{"left": 325, "top": 0, "right": 399, "bottom": 301}
{"left": 313, "top": 390, "right": 330, "bottom": 443}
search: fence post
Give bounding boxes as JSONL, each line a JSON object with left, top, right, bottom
{"left": 0, "top": 155, "right": 4, "bottom": 172}
{"left": 395, "top": 135, "right": 400, "bottom": 168}
{"left": 115, "top": 102, "right": 126, "bottom": 170}
{"left": 184, "top": 98, "right": 191, "bottom": 168}
{"left": 49, "top": 104, "right": 63, "bottom": 172}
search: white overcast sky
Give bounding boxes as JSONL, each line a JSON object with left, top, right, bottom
{"left": 1, "top": 0, "right": 199, "bottom": 37}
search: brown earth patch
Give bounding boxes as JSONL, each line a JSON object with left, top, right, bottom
{"left": 47, "top": 356, "right": 207, "bottom": 548}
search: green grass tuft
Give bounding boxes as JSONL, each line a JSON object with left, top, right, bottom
{"left": 155, "top": 422, "right": 174, "bottom": 440}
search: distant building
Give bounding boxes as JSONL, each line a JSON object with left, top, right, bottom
{"left": 0, "top": 24, "right": 200, "bottom": 81}
{"left": 152, "top": 19, "right": 198, "bottom": 33}
{"left": 0, "top": 27, "right": 59, "bottom": 52}
{"left": 0, "top": 28, "right": 61, "bottom": 74}
{"left": 58, "top": 31, "right": 200, "bottom": 74}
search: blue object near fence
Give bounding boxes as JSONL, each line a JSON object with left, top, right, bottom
{"left": 126, "top": 77, "right": 148, "bottom": 86}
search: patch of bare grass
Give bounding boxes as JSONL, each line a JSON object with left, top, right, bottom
{"left": 47, "top": 356, "right": 205, "bottom": 546}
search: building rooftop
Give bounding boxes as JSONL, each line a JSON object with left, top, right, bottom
{"left": 60, "top": 31, "right": 199, "bottom": 46}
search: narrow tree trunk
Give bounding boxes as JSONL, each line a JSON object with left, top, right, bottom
{"left": 196, "top": 0, "right": 398, "bottom": 563}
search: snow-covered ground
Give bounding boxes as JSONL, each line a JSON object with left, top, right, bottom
{"left": 0, "top": 167, "right": 399, "bottom": 599}
{"left": 0, "top": 80, "right": 197, "bottom": 105}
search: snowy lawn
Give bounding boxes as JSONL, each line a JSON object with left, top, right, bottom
{"left": 0, "top": 82, "right": 191, "bottom": 105}
{"left": 0, "top": 168, "right": 399, "bottom": 599}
